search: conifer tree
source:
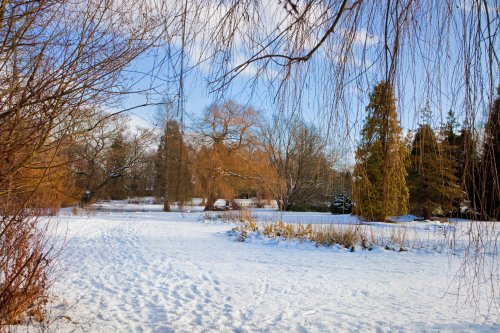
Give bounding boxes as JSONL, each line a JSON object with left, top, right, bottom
{"left": 105, "top": 133, "right": 128, "bottom": 200}
{"left": 442, "top": 109, "right": 459, "bottom": 148}
{"left": 456, "top": 127, "right": 479, "bottom": 211}
{"left": 155, "top": 120, "right": 192, "bottom": 211}
{"left": 441, "top": 109, "right": 480, "bottom": 213}
{"left": 408, "top": 123, "right": 463, "bottom": 219}
{"left": 480, "top": 84, "right": 500, "bottom": 219}
{"left": 353, "top": 81, "right": 408, "bottom": 221}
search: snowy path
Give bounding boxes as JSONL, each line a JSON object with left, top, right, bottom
{"left": 38, "top": 210, "right": 498, "bottom": 332}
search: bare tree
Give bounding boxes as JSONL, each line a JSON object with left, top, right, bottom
{"left": 0, "top": 0, "right": 163, "bottom": 325}
{"left": 70, "top": 113, "right": 154, "bottom": 204}
{"left": 262, "top": 116, "right": 337, "bottom": 211}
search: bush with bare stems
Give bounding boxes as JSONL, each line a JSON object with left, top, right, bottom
{"left": 0, "top": 0, "right": 162, "bottom": 326}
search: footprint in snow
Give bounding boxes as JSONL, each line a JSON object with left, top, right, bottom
{"left": 304, "top": 309, "right": 317, "bottom": 316}
{"left": 190, "top": 284, "right": 201, "bottom": 296}
{"left": 184, "top": 292, "right": 195, "bottom": 300}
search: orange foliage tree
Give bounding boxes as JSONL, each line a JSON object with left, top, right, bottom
{"left": 192, "top": 100, "right": 276, "bottom": 210}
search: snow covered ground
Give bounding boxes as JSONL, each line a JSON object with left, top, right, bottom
{"left": 20, "top": 207, "right": 499, "bottom": 332}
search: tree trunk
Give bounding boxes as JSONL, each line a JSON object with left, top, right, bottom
{"left": 204, "top": 192, "right": 216, "bottom": 211}
{"left": 163, "top": 193, "right": 170, "bottom": 212}
{"left": 277, "top": 199, "right": 288, "bottom": 212}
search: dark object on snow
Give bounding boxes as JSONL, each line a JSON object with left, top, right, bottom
{"left": 288, "top": 203, "right": 330, "bottom": 212}
{"left": 330, "top": 195, "right": 354, "bottom": 214}
{"left": 80, "top": 190, "right": 92, "bottom": 206}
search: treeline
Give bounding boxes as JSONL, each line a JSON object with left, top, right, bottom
{"left": 67, "top": 101, "right": 351, "bottom": 212}
{"left": 354, "top": 81, "right": 500, "bottom": 221}
{"left": 14, "top": 82, "right": 497, "bottom": 222}
{"left": 65, "top": 82, "right": 500, "bottom": 221}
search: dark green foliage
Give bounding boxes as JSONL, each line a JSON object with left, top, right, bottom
{"left": 442, "top": 109, "right": 459, "bottom": 148}
{"left": 441, "top": 110, "right": 479, "bottom": 213}
{"left": 330, "top": 195, "right": 353, "bottom": 214}
{"left": 288, "top": 203, "right": 330, "bottom": 212}
{"left": 408, "top": 124, "right": 463, "bottom": 219}
{"left": 353, "top": 81, "right": 409, "bottom": 221}
{"left": 155, "top": 120, "right": 193, "bottom": 210}
{"left": 455, "top": 127, "right": 480, "bottom": 213}
{"left": 480, "top": 84, "right": 500, "bottom": 219}
{"left": 104, "top": 133, "right": 128, "bottom": 199}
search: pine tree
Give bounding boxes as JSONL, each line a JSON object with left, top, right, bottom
{"left": 480, "top": 84, "right": 500, "bottom": 219}
{"left": 408, "top": 123, "right": 463, "bottom": 219}
{"left": 353, "top": 81, "right": 408, "bottom": 221}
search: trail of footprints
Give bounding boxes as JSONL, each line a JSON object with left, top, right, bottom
{"left": 62, "top": 221, "right": 283, "bottom": 332}
{"left": 84, "top": 222, "right": 237, "bottom": 331}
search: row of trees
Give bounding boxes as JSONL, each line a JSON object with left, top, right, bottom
{"left": 73, "top": 81, "right": 499, "bottom": 222}
{"left": 64, "top": 82, "right": 498, "bottom": 222}
{"left": 155, "top": 101, "right": 354, "bottom": 212}
{"left": 66, "top": 100, "right": 350, "bottom": 212}
{"left": 354, "top": 81, "right": 500, "bottom": 221}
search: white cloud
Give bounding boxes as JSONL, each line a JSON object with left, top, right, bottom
{"left": 351, "top": 28, "right": 380, "bottom": 46}
{"left": 127, "top": 113, "right": 154, "bottom": 130}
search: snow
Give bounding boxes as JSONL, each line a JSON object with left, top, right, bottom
{"left": 251, "top": 209, "right": 360, "bottom": 224}
{"left": 19, "top": 207, "right": 499, "bottom": 332}
{"left": 89, "top": 200, "right": 206, "bottom": 213}
{"left": 214, "top": 199, "right": 227, "bottom": 208}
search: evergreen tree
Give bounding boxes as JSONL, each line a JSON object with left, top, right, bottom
{"left": 441, "top": 109, "right": 480, "bottom": 214}
{"left": 455, "top": 127, "right": 479, "bottom": 212}
{"left": 105, "top": 132, "right": 128, "bottom": 199}
{"left": 155, "top": 120, "right": 192, "bottom": 211}
{"left": 480, "top": 84, "right": 500, "bottom": 219}
{"left": 442, "top": 109, "right": 459, "bottom": 148}
{"left": 441, "top": 109, "right": 462, "bottom": 212}
{"left": 408, "top": 124, "right": 463, "bottom": 219}
{"left": 353, "top": 81, "right": 408, "bottom": 221}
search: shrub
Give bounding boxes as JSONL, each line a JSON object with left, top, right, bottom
{"left": 0, "top": 214, "right": 54, "bottom": 326}
{"left": 288, "top": 203, "right": 330, "bottom": 212}
{"left": 330, "top": 195, "right": 354, "bottom": 214}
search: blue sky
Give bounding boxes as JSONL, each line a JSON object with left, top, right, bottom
{"left": 118, "top": 0, "right": 499, "bottom": 166}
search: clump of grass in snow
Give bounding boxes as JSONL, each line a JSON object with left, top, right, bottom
{"left": 261, "top": 222, "right": 367, "bottom": 249}
{"left": 312, "top": 224, "right": 360, "bottom": 249}
{"left": 221, "top": 209, "right": 450, "bottom": 251}
{"left": 235, "top": 218, "right": 449, "bottom": 252}
{"left": 202, "top": 208, "right": 257, "bottom": 224}
{"left": 229, "top": 209, "right": 258, "bottom": 241}
{"left": 389, "top": 225, "right": 408, "bottom": 251}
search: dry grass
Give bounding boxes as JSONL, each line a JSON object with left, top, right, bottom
{"left": 203, "top": 208, "right": 254, "bottom": 224}
{"left": 235, "top": 215, "right": 450, "bottom": 252}
{"left": 71, "top": 206, "right": 97, "bottom": 216}
{"left": 261, "top": 222, "right": 364, "bottom": 249}
{"left": 220, "top": 209, "right": 448, "bottom": 252}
